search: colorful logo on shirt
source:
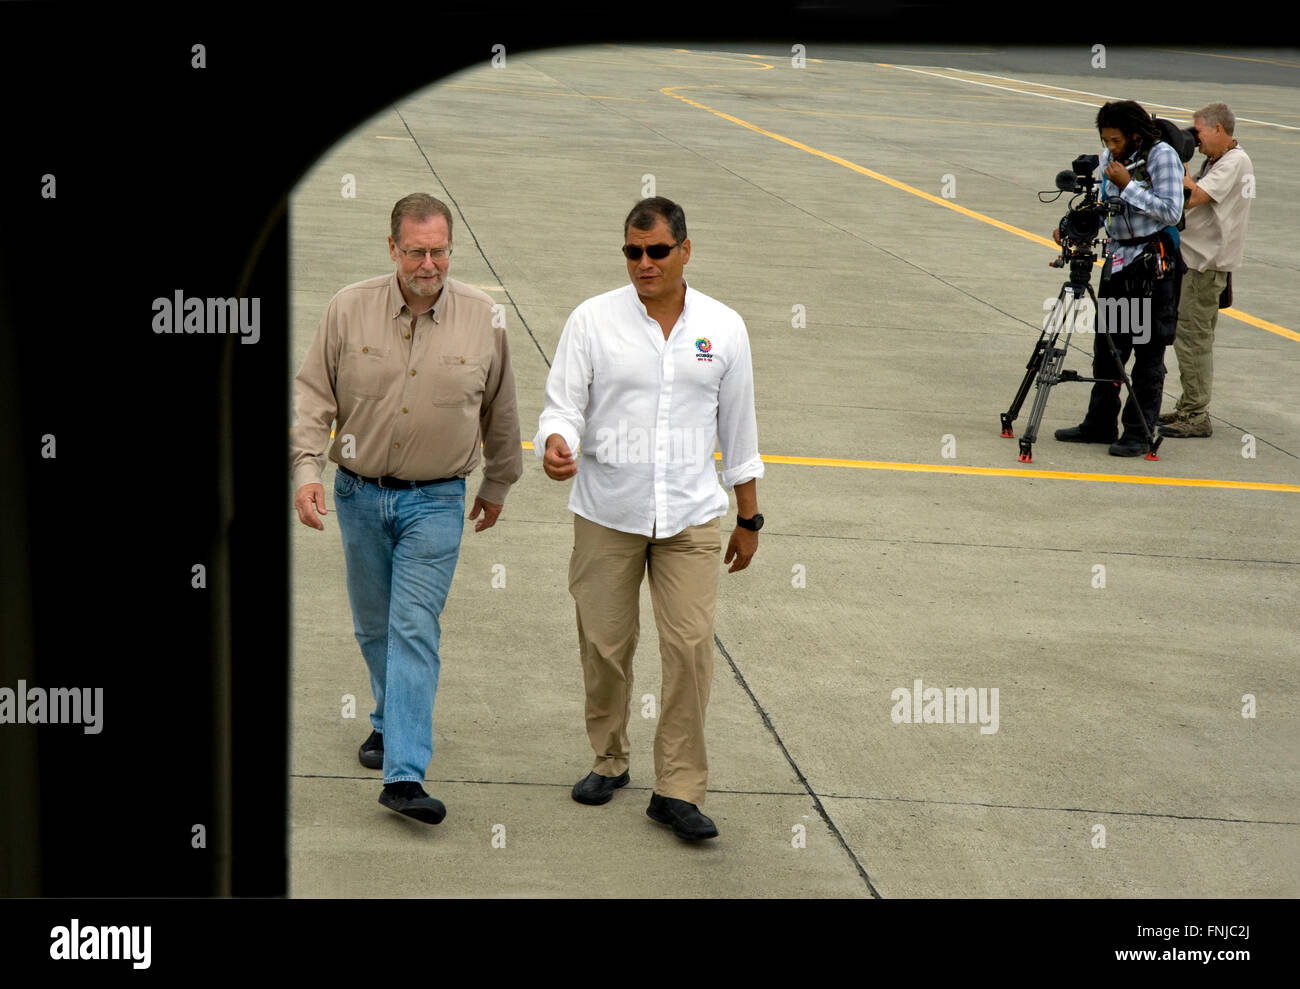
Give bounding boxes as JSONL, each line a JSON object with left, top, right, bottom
{"left": 694, "top": 337, "right": 713, "bottom": 362}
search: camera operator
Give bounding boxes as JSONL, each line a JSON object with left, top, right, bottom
{"left": 1053, "top": 100, "right": 1187, "bottom": 456}
{"left": 1158, "top": 103, "right": 1254, "bottom": 439}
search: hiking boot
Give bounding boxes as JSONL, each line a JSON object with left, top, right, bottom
{"left": 1159, "top": 415, "right": 1212, "bottom": 438}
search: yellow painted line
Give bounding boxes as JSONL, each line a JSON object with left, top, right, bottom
{"left": 884, "top": 64, "right": 1300, "bottom": 132}
{"left": 658, "top": 83, "right": 1298, "bottom": 342}
{"left": 293, "top": 437, "right": 1294, "bottom": 492}
{"left": 518, "top": 441, "right": 1295, "bottom": 492}
{"left": 1162, "top": 48, "right": 1300, "bottom": 70}
{"left": 756, "top": 106, "right": 1096, "bottom": 133}
{"left": 744, "top": 453, "right": 1300, "bottom": 493}
{"left": 1221, "top": 307, "right": 1300, "bottom": 342}
{"left": 661, "top": 84, "right": 1059, "bottom": 252}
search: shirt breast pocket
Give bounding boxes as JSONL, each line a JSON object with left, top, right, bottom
{"left": 338, "top": 345, "right": 392, "bottom": 400}
{"left": 433, "top": 354, "right": 489, "bottom": 407}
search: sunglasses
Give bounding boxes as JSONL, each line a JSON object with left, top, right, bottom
{"left": 622, "top": 241, "right": 680, "bottom": 261}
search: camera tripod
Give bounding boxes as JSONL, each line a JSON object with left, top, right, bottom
{"left": 999, "top": 260, "right": 1162, "bottom": 463}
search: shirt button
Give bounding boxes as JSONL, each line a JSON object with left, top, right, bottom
{"left": 410, "top": 369, "right": 417, "bottom": 376}
{"left": 404, "top": 333, "right": 410, "bottom": 339}
{"left": 393, "top": 442, "right": 400, "bottom": 449}
{"left": 402, "top": 407, "right": 409, "bottom": 414}
{"left": 361, "top": 346, "right": 369, "bottom": 353}
{"left": 459, "top": 357, "right": 465, "bottom": 364}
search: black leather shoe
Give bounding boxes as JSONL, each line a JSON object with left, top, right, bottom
{"left": 1108, "top": 436, "right": 1147, "bottom": 457}
{"left": 571, "top": 770, "right": 629, "bottom": 805}
{"left": 358, "top": 730, "right": 383, "bottom": 770}
{"left": 379, "top": 782, "right": 446, "bottom": 824}
{"left": 646, "top": 793, "right": 719, "bottom": 841}
{"left": 1054, "top": 424, "right": 1117, "bottom": 444}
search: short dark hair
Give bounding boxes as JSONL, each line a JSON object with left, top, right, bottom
{"left": 390, "top": 193, "right": 454, "bottom": 243}
{"left": 1095, "top": 100, "right": 1162, "bottom": 152}
{"left": 624, "top": 196, "right": 687, "bottom": 244}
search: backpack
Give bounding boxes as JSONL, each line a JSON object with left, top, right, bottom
{"left": 1154, "top": 116, "right": 1196, "bottom": 163}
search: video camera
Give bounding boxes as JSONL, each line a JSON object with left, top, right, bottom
{"left": 1043, "top": 154, "right": 1124, "bottom": 282}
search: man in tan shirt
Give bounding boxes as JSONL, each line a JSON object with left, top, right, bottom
{"left": 291, "top": 193, "right": 522, "bottom": 825}
{"left": 1160, "top": 102, "right": 1254, "bottom": 439}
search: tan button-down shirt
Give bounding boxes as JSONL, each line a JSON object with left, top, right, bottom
{"left": 291, "top": 273, "right": 522, "bottom": 505}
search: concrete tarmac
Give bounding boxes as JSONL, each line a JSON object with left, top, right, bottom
{"left": 288, "top": 44, "right": 1299, "bottom": 898}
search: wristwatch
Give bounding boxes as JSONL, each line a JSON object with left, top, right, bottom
{"left": 736, "top": 512, "right": 764, "bottom": 532}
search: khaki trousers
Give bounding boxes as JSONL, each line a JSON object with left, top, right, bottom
{"left": 1172, "top": 267, "right": 1229, "bottom": 417}
{"left": 568, "top": 513, "right": 721, "bottom": 805}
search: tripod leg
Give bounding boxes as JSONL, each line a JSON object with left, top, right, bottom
{"left": 1015, "top": 285, "right": 1078, "bottom": 462}
{"left": 1001, "top": 330, "right": 1049, "bottom": 438}
{"left": 1019, "top": 330, "right": 1071, "bottom": 462}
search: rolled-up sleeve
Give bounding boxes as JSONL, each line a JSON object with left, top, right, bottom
{"left": 534, "top": 308, "right": 592, "bottom": 457}
{"left": 477, "top": 322, "right": 523, "bottom": 505}
{"left": 290, "top": 299, "right": 341, "bottom": 491}
{"left": 716, "top": 316, "right": 764, "bottom": 490}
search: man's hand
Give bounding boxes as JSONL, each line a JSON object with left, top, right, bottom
{"left": 1104, "top": 159, "right": 1131, "bottom": 188}
{"left": 542, "top": 433, "right": 577, "bottom": 480}
{"left": 1052, "top": 227, "right": 1062, "bottom": 246}
{"left": 469, "top": 497, "right": 503, "bottom": 532}
{"left": 724, "top": 526, "right": 758, "bottom": 573}
{"left": 294, "top": 482, "right": 328, "bottom": 530}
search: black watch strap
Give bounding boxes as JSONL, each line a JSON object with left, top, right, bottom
{"left": 736, "top": 512, "right": 764, "bottom": 531}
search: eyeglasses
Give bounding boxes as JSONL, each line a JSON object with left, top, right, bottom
{"left": 622, "top": 242, "right": 680, "bottom": 261}
{"left": 398, "top": 246, "right": 453, "bottom": 261}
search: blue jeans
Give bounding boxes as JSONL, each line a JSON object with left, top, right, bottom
{"left": 333, "top": 469, "right": 465, "bottom": 784}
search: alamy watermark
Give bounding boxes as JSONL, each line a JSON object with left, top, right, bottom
{"left": 50, "top": 919, "right": 150, "bottom": 969}
{"left": 1, "top": 680, "right": 104, "bottom": 734}
{"left": 891, "top": 678, "right": 999, "bottom": 734}
{"left": 152, "top": 291, "right": 261, "bottom": 344}
{"left": 592, "top": 420, "right": 717, "bottom": 469}
{"left": 1044, "top": 295, "right": 1153, "bottom": 345}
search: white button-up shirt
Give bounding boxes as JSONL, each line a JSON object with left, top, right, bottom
{"left": 535, "top": 282, "right": 764, "bottom": 538}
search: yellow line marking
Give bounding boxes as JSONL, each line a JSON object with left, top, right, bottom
{"left": 519, "top": 441, "right": 1295, "bottom": 492}
{"left": 747, "top": 453, "right": 1300, "bottom": 493}
{"left": 883, "top": 64, "right": 1300, "bottom": 132}
{"left": 658, "top": 83, "right": 1297, "bottom": 342}
{"left": 1162, "top": 48, "right": 1300, "bottom": 70}
{"left": 298, "top": 438, "right": 1295, "bottom": 492}
{"left": 1223, "top": 308, "right": 1300, "bottom": 342}
{"left": 661, "top": 84, "right": 1058, "bottom": 251}
{"left": 754, "top": 106, "right": 1098, "bottom": 133}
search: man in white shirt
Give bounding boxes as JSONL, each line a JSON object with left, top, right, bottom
{"left": 536, "top": 197, "right": 764, "bottom": 841}
{"left": 1159, "top": 102, "right": 1254, "bottom": 439}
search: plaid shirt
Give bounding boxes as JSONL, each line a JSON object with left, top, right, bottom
{"left": 1099, "top": 140, "right": 1185, "bottom": 273}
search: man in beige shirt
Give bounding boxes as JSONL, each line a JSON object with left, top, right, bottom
{"left": 1160, "top": 102, "right": 1254, "bottom": 439}
{"left": 291, "top": 193, "right": 522, "bottom": 825}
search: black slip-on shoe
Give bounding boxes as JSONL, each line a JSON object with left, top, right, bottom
{"left": 646, "top": 793, "right": 719, "bottom": 841}
{"left": 571, "top": 770, "right": 630, "bottom": 805}
{"left": 1108, "top": 436, "right": 1148, "bottom": 457}
{"left": 358, "top": 730, "right": 384, "bottom": 770}
{"left": 379, "top": 782, "right": 446, "bottom": 825}
{"left": 1054, "top": 424, "right": 1118, "bottom": 444}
